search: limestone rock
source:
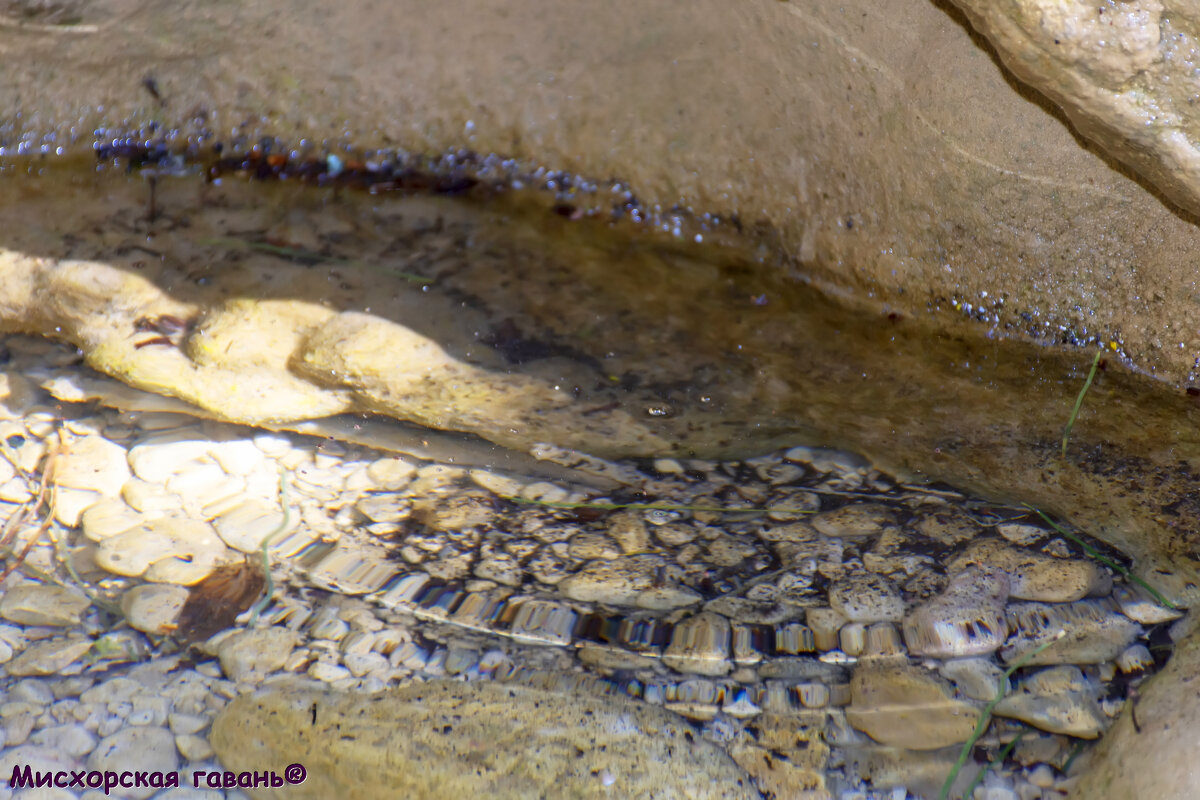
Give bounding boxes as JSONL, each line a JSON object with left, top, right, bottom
{"left": 210, "top": 681, "right": 759, "bottom": 799}
{"left": 558, "top": 555, "right": 701, "bottom": 609}
{"left": 994, "top": 665, "right": 1107, "bottom": 738}
{"left": 1070, "top": 626, "right": 1200, "bottom": 798}
{"left": 1002, "top": 599, "right": 1142, "bottom": 665}
{"left": 902, "top": 567, "right": 1010, "bottom": 658}
{"left": 950, "top": 0, "right": 1200, "bottom": 219}
{"left": 948, "top": 538, "right": 1107, "bottom": 602}
{"left": 0, "top": 583, "right": 91, "bottom": 627}
{"left": 96, "top": 517, "right": 229, "bottom": 585}
{"left": 829, "top": 572, "right": 905, "bottom": 623}
{"left": 846, "top": 663, "right": 981, "bottom": 750}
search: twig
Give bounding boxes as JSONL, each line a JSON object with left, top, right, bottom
{"left": 0, "top": 442, "right": 59, "bottom": 583}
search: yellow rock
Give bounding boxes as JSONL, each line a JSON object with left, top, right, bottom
{"left": 846, "top": 663, "right": 981, "bottom": 750}
{"left": 210, "top": 680, "right": 759, "bottom": 799}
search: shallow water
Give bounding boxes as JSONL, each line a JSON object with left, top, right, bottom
{"left": 2, "top": 157, "right": 1198, "bottom": 601}
{"left": 0, "top": 156, "right": 1194, "bottom": 798}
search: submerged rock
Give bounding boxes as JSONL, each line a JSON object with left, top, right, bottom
{"left": 845, "top": 663, "right": 981, "bottom": 750}
{"left": 1070, "top": 627, "right": 1200, "bottom": 798}
{"left": 209, "top": 680, "right": 759, "bottom": 799}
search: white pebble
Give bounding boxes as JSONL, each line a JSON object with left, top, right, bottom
{"left": 167, "top": 712, "right": 208, "bottom": 736}
{"left": 30, "top": 723, "right": 98, "bottom": 758}
{"left": 175, "top": 733, "right": 214, "bottom": 761}
{"left": 308, "top": 661, "right": 352, "bottom": 683}
{"left": 87, "top": 726, "right": 179, "bottom": 800}
{"left": 1028, "top": 764, "right": 1056, "bottom": 788}
{"left": 120, "top": 584, "right": 189, "bottom": 636}
{"left": 10, "top": 679, "right": 54, "bottom": 706}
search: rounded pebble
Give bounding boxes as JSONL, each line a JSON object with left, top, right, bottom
{"left": 87, "top": 726, "right": 179, "bottom": 800}
{"left": 120, "top": 584, "right": 190, "bottom": 636}
{"left": 0, "top": 583, "right": 92, "bottom": 627}
{"left": 211, "top": 681, "right": 759, "bottom": 799}
{"left": 829, "top": 572, "right": 906, "bottom": 623}
{"left": 96, "top": 517, "right": 228, "bottom": 584}
{"left": 217, "top": 627, "right": 297, "bottom": 683}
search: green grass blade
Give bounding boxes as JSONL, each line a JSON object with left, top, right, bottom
{"left": 939, "top": 632, "right": 1065, "bottom": 800}
{"left": 1061, "top": 348, "right": 1103, "bottom": 458}
{"left": 961, "top": 731, "right": 1026, "bottom": 800}
{"left": 1023, "top": 505, "right": 1177, "bottom": 611}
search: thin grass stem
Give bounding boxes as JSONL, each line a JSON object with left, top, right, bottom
{"left": 246, "top": 470, "right": 292, "bottom": 628}
{"left": 1023, "top": 505, "right": 1177, "bottom": 611}
{"left": 1061, "top": 348, "right": 1103, "bottom": 458}
{"left": 939, "top": 632, "right": 1065, "bottom": 800}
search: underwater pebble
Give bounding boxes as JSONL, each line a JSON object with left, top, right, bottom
{"left": 211, "top": 498, "right": 290, "bottom": 554}
{"left": 365, "top": 456, "right": 417, "bottom": 489}
{"left": 10, "top": 679, "right": 54, "bottom": 706}
{"left": 355, "top": 493, "right": 410, "bottom": 523}
{"left": 80, "top": 497, "right": 147, "bottom": 542}
{"left": 559, "top": 555, "right": 700, "bottom": 609}
{"left": 7, "top": 637, "right": 94, "bottom": 677}
{"left": 121, "top": 477, "right": 184, "bottom": 516}
{"left": 167, "top": 712, "right": 208, "bottom": 736}
{"left": 845, "top": 662, "right": 981, "bottom": 749}
{"left": 829, "top": 572, "right": 905, "bottom": 623}
{"left": 29, "top": 723, "right": 98, "bottom": 758}
{"left": 206, "top": 437, "right": 267, "bottom": 476}
{"left": 0, "top": 475, "right": 33, "bottom": 503}
{"left": 1112, "top": 582, "right": 1183, "bottom": 624}
{"left": 948, "top": 539, "right": 1107, "bottom": 602}
{"left": 120, "top": 584, "right": 189, "bottom": 636}
{"left": 911, "top": 510, "right": 981, "bottom": 546}
{"left": 127, "top": 429, "right": 215, "bottom": 481}
{"left": 1002, "top": 600, "right": 1142, "bottom": 665}
{"left": 994, "top": 665, "right": 1107, "bottom": 738}
{"left": 705, "top": 534, "right": 759, "bottom": 567}
{"left": 96, "top": 517, "right": 228, "bottom": 584}
{"left": 996, "top": 523, "right": 1047, "bottom": 546}
{"left": 473, "top": 553, "right": 524, "bottom": 586}
{"left": 211, "top": 681, "right": 759, "bottom": 799}
{"left": 1115, "top": 643, "right": 1153, "bottom": 674}
{"left": 810, "top": 503, "right": 895, "bottom": 537}
{"left": 0, "top": 583, "right": 91, "bottom": 627}
{"left": 567, "top": 532, "right": 621, "bottom": 560}
{"left": 606, "top": 510, "right": 652, "bottom": 554}
{"left": 519, "top": 481, "right": 569, "bottom": 504}
{"left": 87, "top": 726, "right": 179, "bottom": 800}
{"left": 903, "top": 566, "right": 1010, "bottom": 658}
{"left": 217, "top": 627, "right": 297, "bottom": 683}
{"left": 175, "top": 733, "right": 214, "bottom": 761}
{"left": 468, "top": 468, "right": 526, "bottom": 499}
{"left": 54, "top": 434, "right": 131, "bottom": 498}
{"left": 939, "top": 657, "right": 1007, "bottom": 702}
